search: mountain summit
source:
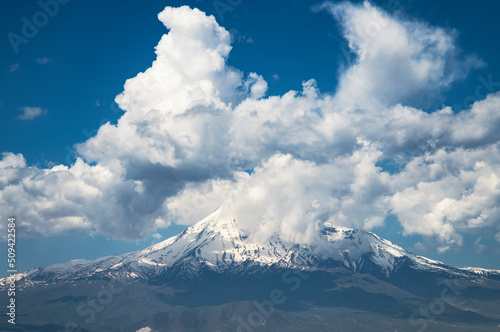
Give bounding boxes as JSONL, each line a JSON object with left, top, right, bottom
{"left": 9, "top": 208, "right": 484, "bottom": 284}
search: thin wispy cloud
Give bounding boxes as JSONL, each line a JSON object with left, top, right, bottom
{"left": 36, "top": 57, "right": 50, "bottom": 65}
{"left": 9, "top": 64, "right": 19, "bottom": 73}
{"left": 17, "top": 106, "right": 47, "bottom": 120}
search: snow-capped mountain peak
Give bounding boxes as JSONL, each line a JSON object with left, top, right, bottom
{"left": 4, "top": 209, "right": 490, "bottom": 288}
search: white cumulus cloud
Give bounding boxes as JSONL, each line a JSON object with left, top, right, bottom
{"left": 1, "top": 3, "right": 499, "bottom": 254}
{"left": 320, "top": 1, "right": 482, "bottom": 109}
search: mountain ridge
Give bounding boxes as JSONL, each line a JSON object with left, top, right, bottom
{"left": 4, "top": 208, "right": 499, "bottom": 288}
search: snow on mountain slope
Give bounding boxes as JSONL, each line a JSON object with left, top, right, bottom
{"left": 458, "top": 266, "right": 500, "bottom": 277}
{"left": 1, "top": 208, "right": 490, "bottom": 287}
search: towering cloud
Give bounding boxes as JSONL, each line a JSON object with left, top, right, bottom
{"left": 1, "top": 3, "right": 499, "bottom": 252}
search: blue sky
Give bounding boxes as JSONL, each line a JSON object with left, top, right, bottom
{"left": 1, "top": 0, "right": 500, "bottom": 276}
